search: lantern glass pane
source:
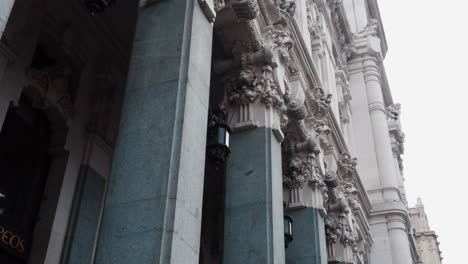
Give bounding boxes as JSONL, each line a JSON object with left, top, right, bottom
{"left": 217, "top": 127, "right": 225, "bottom": 145}
{"left": 225, "top": 130, "right": 230, "bottom": 147}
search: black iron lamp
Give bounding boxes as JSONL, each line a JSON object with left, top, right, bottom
{"left": 284, "top": 215, "right": 293, "bottom": 248}
{"left": 206, "top": 111, "right": 231, "bottom": 167}
{"left": 213, "top": 123, "right": 230, "bottom": 149}
{"left": 84, "top": 0, "right": 116, "bottom": 15}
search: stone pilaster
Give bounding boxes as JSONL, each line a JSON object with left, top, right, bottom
{"left": 349, "top": 24, "right": 413, "bottom": 264}
{"left": 362, "top": 56, "right": 399, "bottom": 200}
{"left": 94, "top": 1, "right": 213, "bottom": 263}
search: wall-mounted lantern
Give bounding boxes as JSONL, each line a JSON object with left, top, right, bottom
{"left": 84, "top": 0, "right": 116, "bottom": 15}
{"left": 284, "top": 215, "right": 293, "bottom": 248}
{"left": 206, "top": 111, "right": 231, "bottom": 167}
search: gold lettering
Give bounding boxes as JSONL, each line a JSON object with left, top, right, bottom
{"left": 17, "top": 239, "right": 24, "bottom": 254}
{"left": 2, "top": 231, "right": 11, "bottom": 244}
{"left": 9, "top": 235, "right": 19, "bottom": 248}
{"left": 0, "top": 225, "right": 25, "bottom": 254}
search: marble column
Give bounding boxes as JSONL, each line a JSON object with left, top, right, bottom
{"left": 95, "top": 1, "right": 213, "bottom": 263}
{"left": 362, "top": 57, "right": 399, "bottom": 201}
{"left": 223, "top": 103, "right": 285, "bottom": 264}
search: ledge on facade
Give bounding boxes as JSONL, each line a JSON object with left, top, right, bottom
{"left": 370, "top": 199, "right": 408, "bottom": 215}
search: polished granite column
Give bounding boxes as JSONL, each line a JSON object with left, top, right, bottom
{"left": 223, "top": 103, "right": 286, "bottom": 264}
{"left": 95, "top": 1, "right": 213, "bottom": 263}
{"left": 286, "top": 208, "right": 327, "bottom": 264}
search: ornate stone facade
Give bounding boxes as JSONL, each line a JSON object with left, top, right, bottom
{"left": 0, "top": 0, "right": 441, "bottom": 264}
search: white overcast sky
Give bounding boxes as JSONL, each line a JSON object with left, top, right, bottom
{"left": 378, "top": 0, "right": 467, "bottom": 263}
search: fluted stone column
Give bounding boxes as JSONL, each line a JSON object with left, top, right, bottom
{"left": 95, "top": 1, "right": 213, "bottom": 263}
{"left": 362, "top": 57, "right": 399, "bottom": 201}
{"left": 223, "top": 102, "right": 286, "bottom": 264}
{"left": 362, "top": 56, "right": 413, "bottom": 263}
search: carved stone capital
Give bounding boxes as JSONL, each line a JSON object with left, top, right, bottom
{"left": 325, "top": 217, "right": 355, "bottom": 245}
{"left": 275, "top": 0, "right": 297, "bottom": 16}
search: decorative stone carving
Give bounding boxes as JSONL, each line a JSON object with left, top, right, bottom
{"left": 324, "top": 172, "right": 348, "bottom": 214}
{"left": 386, "top": 103, "right": 401, "bottom": 121}
{"left": 282, "top": 96, "right": 329, "bottom": 189}
{"left": 224, "top": 65, "right": 286, "bottom": 111}
{"left": 353, "top": 18, "right": 379, "bottom": 39}
{"left": 231, "top": 0, "right": 259, "bottom": 20}
{"left": 275, "top": 0, "right": 296, "bottom": 16}
{"left": 342, "top": 181, "right": 359, "bottom": 211}
{"left": 307, "top": 0, "right": 323, "bottom": 38}
{"left": 220, "top": 23, "right": 294, "bottom": 111}
{"left": 337, "top": 153, "right": 357, "bottom": 181}
{"left": 259, "top": 66, "right": 286, "bottom": 109}
{"left": 283, "top": 156, "right": 313, "bottom": 188}
{"left": 325, "top": 217, "right": 355, "bottom": 246}
{"left": 265, "top": 25, "right": 294, "bottom": 64}
{"left": 225, "top": 67, "right": 260, "bottom": 105}
{"left": 309, "top": 87, "right": 332, "bottom": 118}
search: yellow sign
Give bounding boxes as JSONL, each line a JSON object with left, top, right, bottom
{"left": 0, "top": 225, "right": 25, "bottom": 254}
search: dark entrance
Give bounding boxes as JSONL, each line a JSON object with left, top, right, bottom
{"left": 0, "top": 96, "right": 51, "bottom": 264}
